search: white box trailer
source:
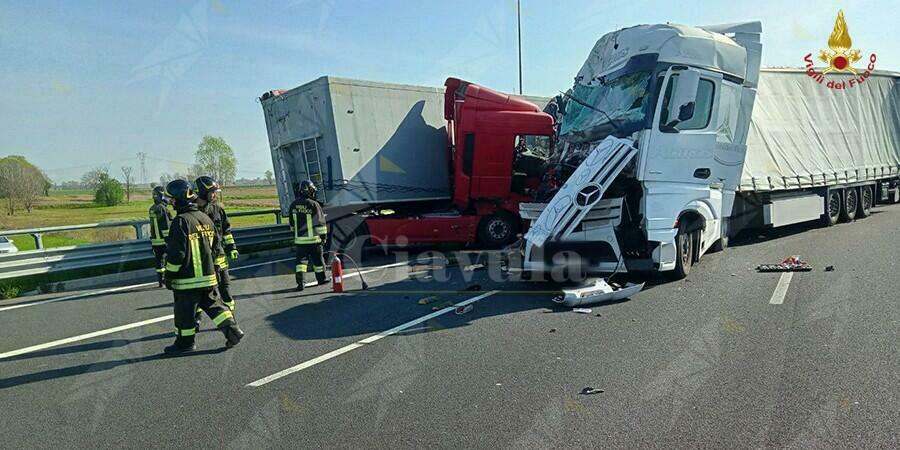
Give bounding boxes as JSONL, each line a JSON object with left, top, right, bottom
{"left": 260, "top": 77, "right": 451, "bottom": 212}
{"left": 260, "top": 76, "right": 551, "bottom": 213}
{"left": 521, "top": 21, "right": 900, "bottom": 279}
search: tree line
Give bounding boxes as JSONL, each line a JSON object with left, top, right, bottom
{"left": 1, "top": 135, "right": 251, "bottom": 214}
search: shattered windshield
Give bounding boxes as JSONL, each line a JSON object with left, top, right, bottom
{"left": 559, "top": 71, "right": 653, "bottom": 141}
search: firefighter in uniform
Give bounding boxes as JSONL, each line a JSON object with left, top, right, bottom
{"left": 149, "top": 186, "right": 173, "bottom": 288}
{"left": 288, "top": 180, "right": 328, "bottom": 291}
{"left": 163, "top": 179, "right": 244, "bottom": 353}
{"left": 194, "top": 176, "right": 238, "bottom": 312}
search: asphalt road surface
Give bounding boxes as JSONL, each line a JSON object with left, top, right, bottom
{"left": 1, "top": 205, "right": 899, "bottom": 448}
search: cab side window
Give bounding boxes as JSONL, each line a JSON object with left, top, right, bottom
{"left": 659, "top": 75, "right": 715, "bottom": 131}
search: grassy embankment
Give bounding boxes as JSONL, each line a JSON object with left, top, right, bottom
{"left": 0, "top": 186, "right": 282, "bottom": 298}
{"left": 0, "top": 185, "right": 281, "bottom": 250}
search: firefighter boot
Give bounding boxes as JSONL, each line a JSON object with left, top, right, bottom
{"left": 316, "top": 270, "right": 328, "bottom": 286}
{"left": 295, "top": 272, "right": 305, "bottom": 291}
{"left": 157, "top": 271, "right": 165, "bottom": 288}
{"left": 223, "top": 324, "right": 244, "bottom": 349}
{"left": 164, "top": 335, "right": 197, "bottom": 354}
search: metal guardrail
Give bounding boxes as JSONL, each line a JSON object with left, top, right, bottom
{"left": 0, "top": 223, "right": 292, "bottom": 281}
{"left": 0, "top": 209, "right": 290, "bottom": 281}
{"left": 0, "top": 209, "right": 282, "bottom": 250}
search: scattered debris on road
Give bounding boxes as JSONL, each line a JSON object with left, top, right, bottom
{"left": 417, "top": 296, "right": 441, "bottom": 305}
{"left": 580, "top": 387, "right": 604, "bottom": 395}
{"left": 825, "top": 265, "right": 835, "bottom": 272}
{"left": 465, "top": 284, "right": 482, "bottom": 291}
{"left": 463, "top": 264, "right": 485, "bottom": 272}
{"left": 552, "top": 278, "right": 645, "bottom": 307}
{"left": 432, "top": 301, "right": 455, "bottom": 311}
{"left": 756, "top": 255, "right": 812, "bottom": 272}
{"left": 573, "top": 308, "right": 592, "bottom": 314}
{"left": 455, "top": 304, "right": 474, "bottom": 315}
{"left": 549, "top": 328, "right": 557, "bottom": 333}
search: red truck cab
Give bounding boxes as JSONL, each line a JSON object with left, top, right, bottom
{"left": 365, "top": 78, "right": 554, "bottom": 247}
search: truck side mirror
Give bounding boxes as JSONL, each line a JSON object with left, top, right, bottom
{"left": 671, "top": 70, "right": 700, "bottom": 123}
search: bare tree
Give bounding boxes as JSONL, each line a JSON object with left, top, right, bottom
{"left": 0, "top": 156, "right": 47, "bottom": 215}
{"left": 0, "top": 161, "right": 23, "bottom": 215}
{"left": 81, "top": 167, "right": 109, "bottom": 190}
{"left": 20, "top": 169, "right": 45, "bottom": 212}
{"left": 264, "top": 170, "right": 274, "bottom": 185}
{"left": 121, "top": 166, "right": 134, "bottom": 202}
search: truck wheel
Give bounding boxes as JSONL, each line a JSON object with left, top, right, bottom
{"left": 477, "top": 213, "right": 517, "bottom": 248}
{"left": 858, "top": 185, "right": 873, "bottom": 218}
{"left": 840, "top": 188, "right": 858, "bottom": 222}
{"left": 709, "top": 219, "right": 729, "bottom": 253}
{"left": 332, "top": 220, "right": 369, "bottom": 263}
{"left": 672, "top": 225, "right": 693, "bottom": 279}
{"left": 822, "top": 190, "right": 841, "bottom": 226}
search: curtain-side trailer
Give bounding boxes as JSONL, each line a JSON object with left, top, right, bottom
{"left": 520, "top": 22, "right": 900, "bottom": 279}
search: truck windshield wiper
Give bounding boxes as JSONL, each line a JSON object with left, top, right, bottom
{"left": 559, "top": 91, "right": 621, "bottom": 132}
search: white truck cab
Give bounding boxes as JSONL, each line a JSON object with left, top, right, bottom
{"left": 522, "top": 20, "right": 900, "bottom": 280}
{"left": 522, "top": 22, "right": 763, "bottom": 278}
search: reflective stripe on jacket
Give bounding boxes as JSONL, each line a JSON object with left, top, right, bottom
{"left": 149, "top": 203, "right": 172, "bottom": 247}
{"left": 165, "top": 206, "right": 223, "bottom": 290}
{"left": 287, "top": 196, "right": 326, "bottom": 245}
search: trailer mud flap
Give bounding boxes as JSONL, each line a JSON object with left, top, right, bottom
{"left": 525, "top": 136, "right": 637, "bottom": 247}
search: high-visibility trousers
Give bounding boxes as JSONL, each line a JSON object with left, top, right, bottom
{"left": 173, "top": 287, "right": 237, "bottom": 347}
{"left": 294, "top": 243, "right": 327, "bottom": 286}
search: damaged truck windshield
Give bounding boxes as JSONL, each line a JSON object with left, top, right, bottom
{"left": 561, "top": 70, "right": 653, "bottom": 142}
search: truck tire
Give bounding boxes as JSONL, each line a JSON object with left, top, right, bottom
{"left": 709, "top": 218, "right": 729, "bottom": 253}
{"left": 477, "top": 213, "right": 518, "bottom": 248}
{"left": 858, "top": 185, "right": 873, "bottom": 218}
{"left": 822, "top": 190, "right": 841, "bottom": 226}
{"left": 331, "top": 219, "right": 369, "bottom": 263}
{"left": 840, "top": 188, "right": 858, "bottom": 222}
{"left": 672, "top": 225, "right": 693, "bottom": 279}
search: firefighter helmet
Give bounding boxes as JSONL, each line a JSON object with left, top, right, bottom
{"left": 297, "top": 180, "right": 317, "bottom": 198}
{"left": 194, "top": 176, "right": 220, "bottom": 201}
{"left": 165, "top": 179, "right": 197, "bottom": 207}
{"left": 152, "top": 185, "right": 167, "bottom": 204}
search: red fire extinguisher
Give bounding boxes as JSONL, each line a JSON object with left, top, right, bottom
{"left": 331, "top": 254, "right": 344, "bottom": 293}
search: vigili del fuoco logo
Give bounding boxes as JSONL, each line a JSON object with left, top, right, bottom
{"left": 803, "top": 10, "right": 877, "bottom": 90}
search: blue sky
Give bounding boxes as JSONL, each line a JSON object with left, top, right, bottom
{"left": 1, "top": 0, "right": 895, "bottom": 182}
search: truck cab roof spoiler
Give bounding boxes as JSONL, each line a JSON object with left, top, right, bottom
{"left": 443, "top": 77, "right": 543, "bottom": 121}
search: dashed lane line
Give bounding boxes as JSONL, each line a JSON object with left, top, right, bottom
{"left": 246, "top": 290, "right": 499, "bottom": 387}
{"left": 0, "top": 259, "right": 429, "bottom": 360}
{"left": 769, "top": 272, "right": 794, "bottom": 305}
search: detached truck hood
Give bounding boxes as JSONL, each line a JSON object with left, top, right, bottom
{"left": 524, "top": 136, "right": 638, "bottom": 247}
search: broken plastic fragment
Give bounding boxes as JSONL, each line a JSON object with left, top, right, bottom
{"left": 417, "top": 296, "right": 440, "bottom": 305}
{"left": 573, "top": 308, "right": 592, "bottom": 314}
{"left": 580, "top": 387, "right": 604, "bottom": 395}
{"left": 455, "top": 304, "right": 474, "bottom": 315}
{"left": 555, "top": 279, "right": 644, "bottom": 307}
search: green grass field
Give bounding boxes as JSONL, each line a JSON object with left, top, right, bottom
{"left": 0, "top": 185, "right": 281, "bottom": 250}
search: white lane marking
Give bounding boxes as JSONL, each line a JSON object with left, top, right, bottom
{"left": 0, "top": 315, "right": 173, "bottom": 360}
{"left": 0, "top": 282, "right": 157, "bottom": 312}
{"left": 246, "top": 290, "right": 499, "bottom": 387}
{"left": 769, "top": 272, "right": 794, "bottom": 305}
{"left": 0, "top": 258, "right": 431, "bottom": 359}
